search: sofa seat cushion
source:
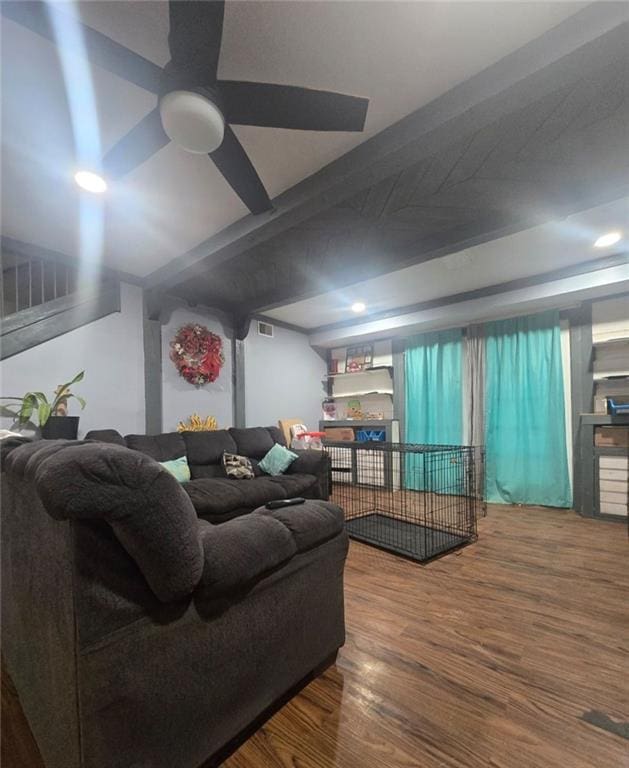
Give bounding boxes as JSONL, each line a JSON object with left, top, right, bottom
{"left": 197, "top": 515, "right": 296, "bottom": 596}
{"left": 184, "top": 477, "right": 286, "bottom": 517}
{"left": 262, "top": 473, "right": 319, "bottom": 498}
{"left": 256, "top": 500, "right": 345, "bottom": 553}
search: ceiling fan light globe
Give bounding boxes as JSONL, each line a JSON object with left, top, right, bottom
{"left": 159, "top": 90, "right": 225, "bottom": 154}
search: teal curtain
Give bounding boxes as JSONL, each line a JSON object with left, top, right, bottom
{"left": 404, "top": 329, "right": 463, "bottom": 490}
{"left": 484, "top": 310, "right": 571, "bottom": 507}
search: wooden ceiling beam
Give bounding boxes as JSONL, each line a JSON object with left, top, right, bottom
{"left": 145, "top": 5, "right": 628, "bottom": 295}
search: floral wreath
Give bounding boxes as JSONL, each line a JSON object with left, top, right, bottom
{"left": 169, "top": 324, "right": 225, "bottom": 386}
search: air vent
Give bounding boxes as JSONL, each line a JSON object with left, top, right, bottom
{"left": 257, "top": 320, "right": 274, "bottom": 338}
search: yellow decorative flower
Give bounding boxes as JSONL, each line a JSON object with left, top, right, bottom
{"left": 177, "top": 413, "right": 218, "bottom": 432}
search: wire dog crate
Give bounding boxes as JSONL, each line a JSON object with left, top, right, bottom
{"left": 325, "top": 441, "right": 485, "bottom": 562}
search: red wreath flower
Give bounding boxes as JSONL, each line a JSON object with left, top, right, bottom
{"left": 170, "top": 324, "right": 225, "bottom": 386}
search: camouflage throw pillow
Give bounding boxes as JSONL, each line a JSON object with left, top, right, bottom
{"left": 223, "top": 451, "right": 255, "bottom": 480}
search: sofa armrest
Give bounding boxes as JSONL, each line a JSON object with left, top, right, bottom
{"left": 287, "top": 449, "right": 330, "bottom": 475}
{"left": 286, "top": 450, "right": 331, "bottom": 499}
{"left": 13, "top": 441, "right": 204, "bottom": 603}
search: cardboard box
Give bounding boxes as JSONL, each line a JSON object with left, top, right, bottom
{"left": 595, "top": 426, "right": 629, "bottom": 448}
{"left": 323, "top": 427, "right": 355, "bottom": 442}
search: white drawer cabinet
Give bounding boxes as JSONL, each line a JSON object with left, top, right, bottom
{"left": 598, "top": 456, "right": 628, "bottom": 517}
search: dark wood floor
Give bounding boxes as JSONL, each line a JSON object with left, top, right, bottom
{"left": 3, "top": 506, "right": 628, "bottom": 767}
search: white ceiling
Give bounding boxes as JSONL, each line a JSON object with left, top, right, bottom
{"left": 264, "top": 197, "right": 629, "bottom": 329}
{"left": 1, "top": 1, "right": 585, "bottom": 277}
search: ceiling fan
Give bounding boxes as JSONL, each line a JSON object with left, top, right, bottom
{"left": 2, "top": 1, "right": 369, "bottom": 214}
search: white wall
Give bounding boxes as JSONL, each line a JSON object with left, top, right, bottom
{"left": 161, "top": 307, "right": 233, "bottom": 432}
{"left": 0, "top": 282, "right": 145, "bottom": 436}
{"left": 592, "top": 294, "right": 629, "bottom": 342}
{"left": 592, "top": 294, "right": 629, "bottom": 411}
{"left": 244, "top": 322, "right": 326, "bottom": 430}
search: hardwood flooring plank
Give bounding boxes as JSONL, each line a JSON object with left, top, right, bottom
{"left": 2, "top": 506, "right": 628, "bottom": 768}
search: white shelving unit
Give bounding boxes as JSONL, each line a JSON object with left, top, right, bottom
{"left": 591, "top": 319, "right": 629, "bottom": 410}
{"left": 327, "top": 367, "right": 394, "bottom": 397}
{"left": 324, "top": 340, "right": 395, "bottom": 421}
{"left": 586, "top": 298, "right": 629, "bottom": 521}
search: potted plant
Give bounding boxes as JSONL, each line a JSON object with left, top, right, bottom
{"left": 1, "top": 371, "right": 86, "bottom": 439}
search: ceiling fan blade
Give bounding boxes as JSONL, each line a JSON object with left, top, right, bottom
{"left": 103, "top": 108, "right": 169, "bottom": 179}
{"left": 167, "top": 0, "right": 224, "bottom": 86}
{"left": 1, "top": 1, "right": 163, "bottom": 94}
{"left": 210, "top": 126, "right": 272, "bottom": 215}
{"left": 219, "top": 81, "right": 369, "bottom": 132}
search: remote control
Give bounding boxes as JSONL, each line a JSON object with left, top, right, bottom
{"left": 266, "top": 497, "right": 306, "bottom": 510}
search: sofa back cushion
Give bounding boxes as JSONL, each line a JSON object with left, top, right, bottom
{"left": 125, "top": 432, "right": 186, "bottom": 462}
{"left": 267, "top": 426, "right": 286, "bottom": 447}
{"left": 181, "top": 430, "right": 237, "bottom": 480}
{"left": 228, "top": 427, "right": 284, "bottom": 459}
{"left": 188, "top": 464, "right": 227, "bottom": 479}
{"left": 182, "top": 430, "right": 237, "bottom": 466}
{"left": 85, "top": 429, "right": 126, "bottom": 446}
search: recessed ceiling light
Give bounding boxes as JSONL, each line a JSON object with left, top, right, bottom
{"left": 74, "top": 170, "right": 107, "bottom": 194}
{"left": 351, "top": 301, "right": 366, "bottom": 313}
{"left": 594, "top": 231, "right": 621, "bottom": 248}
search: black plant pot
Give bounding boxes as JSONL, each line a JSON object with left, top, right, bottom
{"left": 41, "top": 416, "right": 80, "bottom": 440}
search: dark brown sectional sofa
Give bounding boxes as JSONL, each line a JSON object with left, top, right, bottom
{"left": 86, "top": 425, "right": 331, "bottom": 521}
{"left": 1, "top": 431, "right": 347, "bottom": 768}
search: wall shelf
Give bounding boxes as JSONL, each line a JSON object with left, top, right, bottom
{"left": 328, "top": 389, "right": 394, "bottom": 398}
{"left": 592, "top": 336, "right": 629, "bottom": 347}
{"left": 580, "top": 414, "right": 629, "bottom": 426}
{"left": 321, "top": 419, "right": 398, "bottom": 428}
{"left": 326, "top": 366, "right": 393, "bottom": 379}
{"left": 592, "top": 373, "right": 629, "bottom": 382}
{"left": 594, "top": 446, "right": 629, "bottom": 456}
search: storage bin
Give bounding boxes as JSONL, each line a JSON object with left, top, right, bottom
{"left": 606, "top": 398, "right": 629, "bottom": 416}
{"left": 595, "top": 426, "right": 629, "bottom": 448}
{"left": 356, "top": 429, "right": 385, "bottom": 442}
{"left": 323, "top": 427, "right": 355, "bottom": 442}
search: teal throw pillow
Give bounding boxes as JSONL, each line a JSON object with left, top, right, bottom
{"left": 259, "top": 443, "right": 298, "bottom": 476}
{"left": 159, "top": 455, "right": 191, "bottom": 483}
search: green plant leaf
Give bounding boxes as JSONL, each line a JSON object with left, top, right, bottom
{"left": 0, "top": 405, "right": 20, "bottom": 419}
{"left": 65, "top": 371, "right": 84, "bottom": 387}
{"left": 18, "top": 394, "right": 37, "bottom": 424}
{"left": 51, "top": 372, "right": 85, "bottom": 414}
{"left": 31, "top": 392, "right": 49, "bottom": 403}
{"left": 38, "top": 402, "right": 52, "bottom": 426}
